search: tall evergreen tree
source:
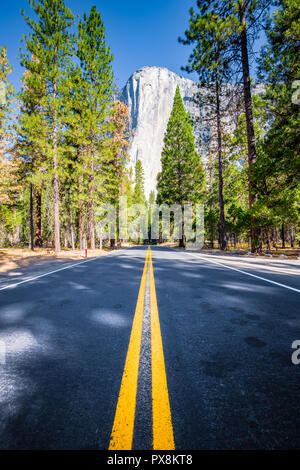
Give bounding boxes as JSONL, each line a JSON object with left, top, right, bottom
{"left": 256, "top": 0, "right": 300, "bottom": 245}
{"left": 179, "top": 4, "right": 235, "bottom": 250}
{"left": 75, "top": 5, "right": 114, "bottom": 249}
{"left": 133, "top": 159, "right": 146, "bottom": 205}
{"left": 121, "top": 166, "right": 134, "bottom": 206}
{"left": 102, "top": 99, "right": 130, "bottom": 247}
{"left": 182, "top": 0, "right": 272, "bottom": 251}
{"left": 157, "top": 86, "right": 206, "bottom": 247}
{"left": 149, "top": 190, "right": 156, "bottom": 206}
{"left": 258, "top": 0, "right": 299, "bottom": 182}
{"left": 0, "top": 46, "right": 16, "bottom": 205}
{"left": 0, "top": 47, "right": 23, "bottom": 247}
{"left": 17, "top": 57, "right": 47, "bottom": 250}
{"left": 20, "top": 0, "right": 74, "bottom": 252}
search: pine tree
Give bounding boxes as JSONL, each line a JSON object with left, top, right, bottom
{"left": 17, "top": 56, "right": 47, "bottom": 250}
{"left": 0, "top": 46, "right": 17, "bottom": 205}
{"left": 102, "top": 99, "right": 130, "bottom": 247}
{"left": 74, "top": 6, "right": 114, "bottom": 249}
{"left": 103, "top": 100, "right": 130, "bottom": 205}
{"left": 224, "top": 0, "right": 272, "bottom": 251}
{"left": 121, "top": 166, "right": 134, "bottom": 206}
{"left": 179, "top": 4, "right": 235, "bottom": 250}
{"left": 258, "top": 0, "right": 299, "bottom": 184}
{"left": 62, "top": 63, "right": 89, "bottom": 250}
{"left": 149, "top": 190, "right": 156, "bottom": 206}
{"left": 20, "top": 0, "right": 74, "bottom": 252}
{"left": 181, "top": 0, "right": 272, "bottom": 251}
{"left": 0, "top": 47, "right": 22, "bottom": 247}
{"left": 133, "top": 159, "right": 146, "bottom": 205}
{"left": 157, "top": 86, "right": 206, "bottom": 247}
{"left": 256, "top": 0, "right": 300, "bottom": 247}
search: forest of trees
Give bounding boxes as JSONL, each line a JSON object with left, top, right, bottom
{"left": 0, "top": 0, "right": 299, "bottom": 253}
{"left": 0, "top": 1, "right": 140, "bottom": 252}
{"left": 173, "top": 0, "right": 299, "bottom": 251}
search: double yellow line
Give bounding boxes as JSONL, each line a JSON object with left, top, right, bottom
{"left": 109, "top": 247, "right": 174, "bottom": 450}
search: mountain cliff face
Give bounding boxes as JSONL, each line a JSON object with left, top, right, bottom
{"left": 121, "top": 65, "right": 263, "bottom": 198}
{"left": 121, "top": 66, "right": 202, "bottom": 197}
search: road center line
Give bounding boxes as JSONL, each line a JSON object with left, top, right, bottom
{"left": 109, "top": 248, "right": 149, "bottom": 450}
{"left": 177, "top": 250, "right": 300, "bottom": 294}
{"left": 149, "top": 248, "right": 175, "bottom": 450}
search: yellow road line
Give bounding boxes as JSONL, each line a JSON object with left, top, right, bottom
{"left": 109, "top": 247, "right": 150, "bottom": 450}
{"left": 149, "top": 247, "right": 175, "bottom": 450}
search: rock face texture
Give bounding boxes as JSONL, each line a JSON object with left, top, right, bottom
{"left": 121, "top": 65, "right": 263, "bottom": 198}
{"left": 121, "top": 66, "right": 200, "bottom": 198}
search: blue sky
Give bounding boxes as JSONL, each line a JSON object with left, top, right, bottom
{"left": 0, "top": 0, "right": 267, "bottom": 93}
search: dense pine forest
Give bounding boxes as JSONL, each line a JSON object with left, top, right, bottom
{"left": 0, "top": 0, "right": 299, "bottom": 253}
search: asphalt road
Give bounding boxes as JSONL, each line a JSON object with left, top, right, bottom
{"left": 0, "top": 246, "right": 299, "bottom": 450}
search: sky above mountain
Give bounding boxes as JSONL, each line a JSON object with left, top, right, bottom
{"left": 0, "top": 0, "right": 266, "bottom": 93}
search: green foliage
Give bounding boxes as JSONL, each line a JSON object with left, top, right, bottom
{"left": 149, "top": 190, "right": 156, "bottom": 206}
{"left": 255, "top": 0, "right": 300, "bottom": 234}
{"left": 0, "top": 1, "right": 298, "bottom": 251}
{"left": 157, "top": 86, "right": 206, "bottom": 206}
{"left": 3, "top": 2, "right": 130, "bottom": 249}
{"left": 63, "top": 5, "right": 115, "bottom": 247}
{"left": 133, "top": 159, "right": 146, "bottom": 205}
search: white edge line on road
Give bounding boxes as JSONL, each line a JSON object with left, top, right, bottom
{"left": 0, "top": 250, "right": 124, "bottom": 292}
{"left": 170, "top": 248, "right": 300, "bottom": 294}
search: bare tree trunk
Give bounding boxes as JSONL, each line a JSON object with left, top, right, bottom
{"left": 35, "top": 188, "right": 42, "bottom": 247}
{"left": 208, "top": 154, "right": 214, "bottom": 249}
{"left": 210, "top": 218, "right": 214, "bottom": 249}
{"left": 290, "top": 226, "right": 294, "bottom": 248}
{"left": 70, "top": 212, "right": 75, "bottom": 251}
{"left": 64, "top": 234, "right": 68, "bottom": 248}
{"left": 233, "top": 232, "right": 237, "bottom": 249}
{"left": 89, "top": 142, "right": 95, "bottom": 250}
{"left": 281, "top": 223, "right": 285, "bottom": 249}
{"left": 53, "top": 80, "right": 61, "bottom": 253}
{"left": 267, "top": 230, "right": 270, "bottom": 251}
{"left": 239, "top": 1, "right": 259, "bottom": 252}
{"left": 29, "top": 183, "right": 34, "bottom": 251}
{"left": 79, "top": 204, "right": 85, "bottom": 250}
{"left": 13, "top": 207, "right": 20, "bottom": 246}
{"left": 89, "top": 200, "right": 95, "bottom": 249}
{"left": 216, "top": 79, "right": 227, "bottom": 250}
{"left": 179, "top": 211, "right": 185, "bottom": 248}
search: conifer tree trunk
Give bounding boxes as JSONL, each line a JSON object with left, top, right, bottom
{"left": 210, "top": 219, "right": 214, "bottom": 249}
{"left": 35, "top": 188, "right": 42, "bottom": 247}
{"left": 290, "top": 227, "right": 294, "bottom": 248}
{"left": 70, "top": 212, "right": 75, "bottom": 251}
{"left": 89, "top": 139, "right": 95, "bottom": 250}
{"left": 79, "top": 205, "right": 85, "bottom": 251}
{"left": 178, "top": 170, "right": 185, "bottom": 248}
{"left": 13, "top": 207, "right": 20, "bottom": 246}
{"left": 29, "top": 183, "right": 34, "bottom": 251}
{"left": 89, "top": 199, "right": 95, "bottom": 249}
{"left": 208, "top": 154, "right": 214, "bottom": 249}
{"left": 267, "top": 230, "right": 270, "bottom": 251}
{"left": 281, "top": 223, "right": 285, "bottom": 248}
{"left": 216, "top": 79, "right": 227, "bottom": 251}
{"left": 239, "top": 1, "right": 259, "bottom": 252}
{"left": 53, "top": 79, "right": 61, "bottom": 252}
